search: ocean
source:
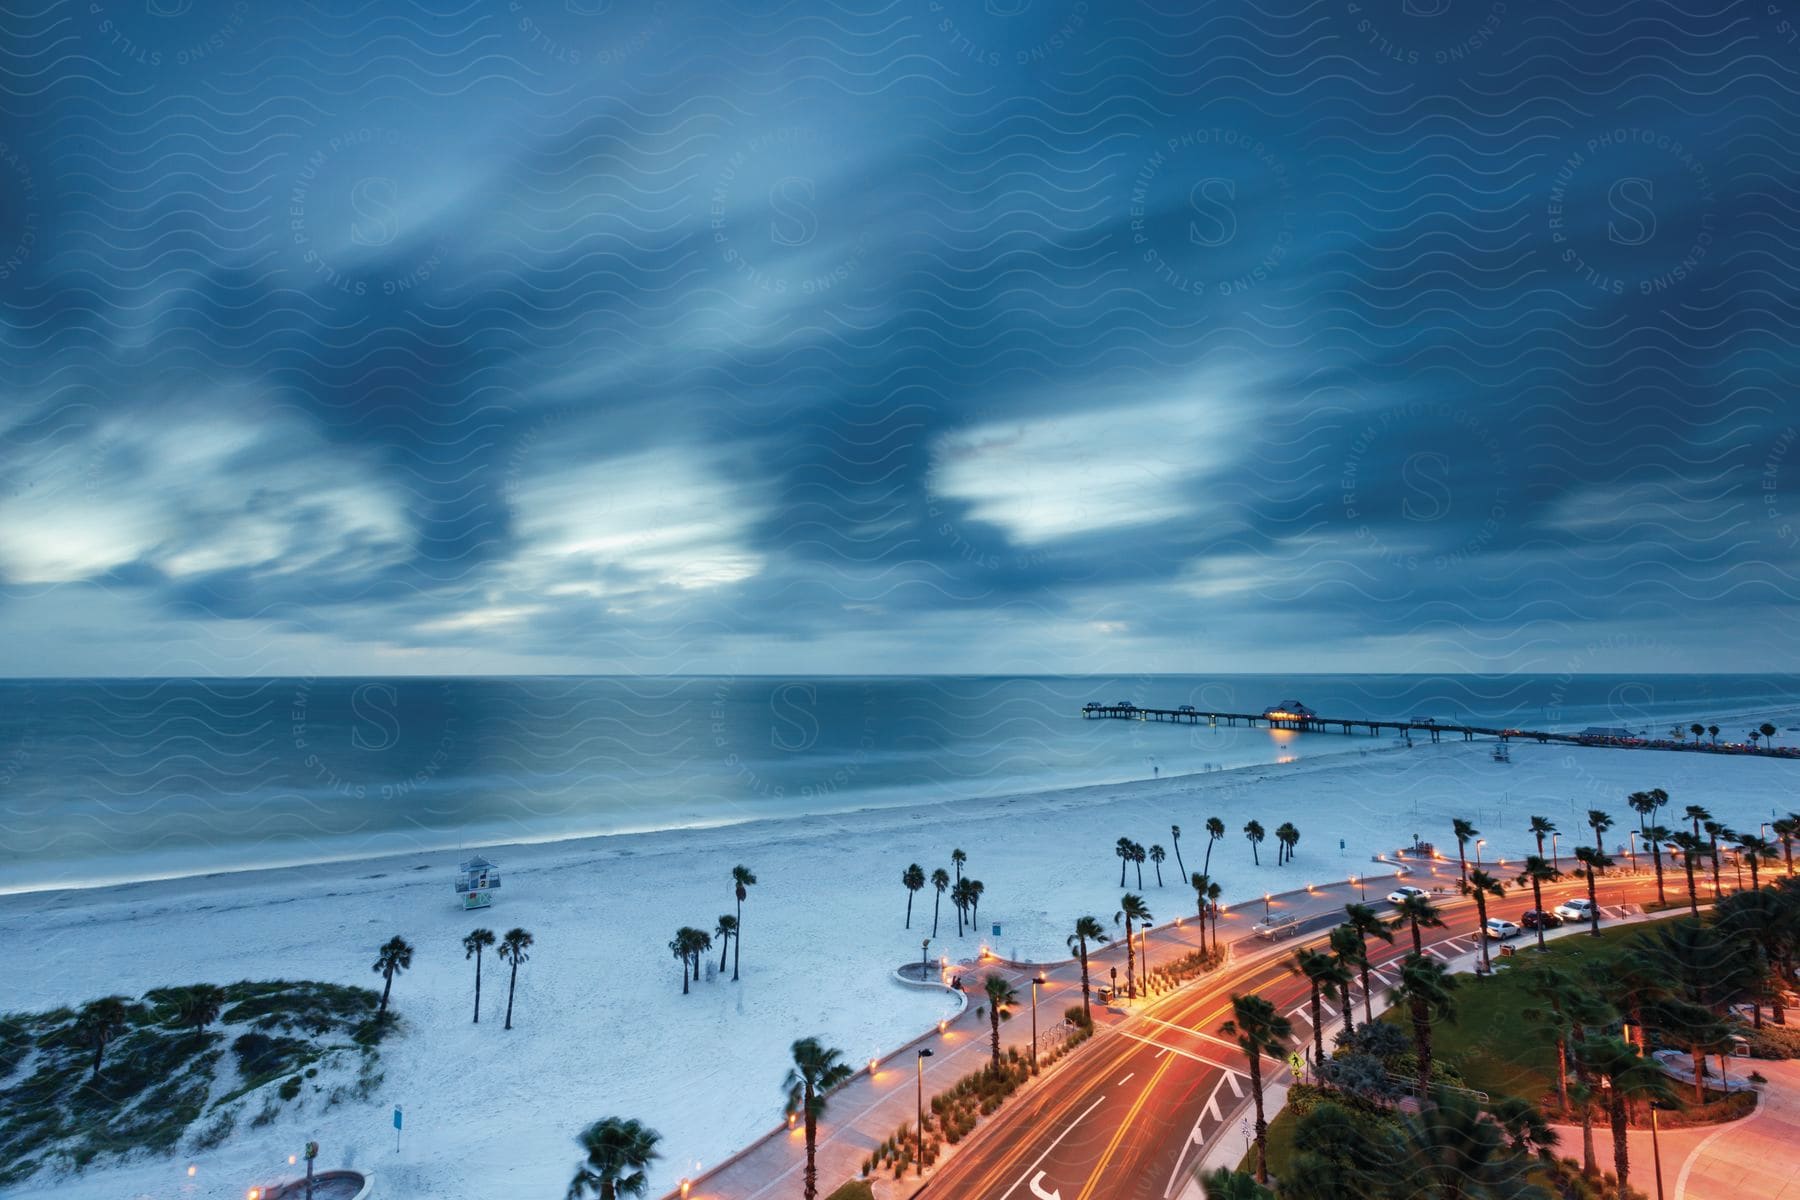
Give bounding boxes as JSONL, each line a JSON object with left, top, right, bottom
{"left": 3, "top": 674, "right": 1797, "bottom": 891}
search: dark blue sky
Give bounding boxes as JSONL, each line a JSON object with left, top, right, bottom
{"left": 1, "top": 0, "right": 1796, "bottom": 674}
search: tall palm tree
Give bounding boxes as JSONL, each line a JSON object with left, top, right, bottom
{"left": 1203, "top": 816, "right": 1225, "bottom": 875}
{"left": 566, "top": 1116, "right": 660, "bottom": 1200}
{"left": 1465, "top": 868, "right": 1505, "bottom": 972}
{"left": 1390, "top": 953, "right": 1457, "bottom": 1098}
{"left": 1115, "top": 892, "right": 1152, "bottom": 999}
{"left": 173, "top": 984, "right": 224, "bottom": 1045}
{"left": 1342, "top": 903, "right": 1395, "bottom": 1024}
{"left": 1702, "top": 820, "right": 1727, "bottom": 896}
{"left": 1391, "top": 892, "right": 1444, "bottom": 955}
{"left": 951, "top": 847, "right": 967, "bottom": 884}
{"left": 1736, "top": 833, "right": 1775, "bottom": 890}
{"left": 1689, "top": 722, "right": 1705, "bottom": 744}
{"left": 1244, "top": 820, "right": 1265, "bottom": 866}
{"left": 74, "top": 996, "right": 129, "bottom": 1077}
{"left": 1573, "top": 846, "right": 1611, "bottom": 936}
{"left": 715, "top": 914, "right": 738, "bottom": 972}
{"left": 1529, "top": 815, "right": 1558, "bottom": 866}
{"left": 1326, "top": 924, "right": 1362, "bottom": 1038}
{"left": 1772, "top": 814, "right": 1798, "bottom": 876}
{"left": 463, "top": 927, "right": 496, "bottom": 1023}
{"left": 951, "top": 877, "right": 972, "bottom": 936}
{"left": 784, "top": 1037, "right": 854, "bottom": 1200}
{"left": 1586, "top": 808, "right": 1614, "bottom": 858}
{"left": 372, "top": 935, "right": 413, "bottom": 1019}
{"left": 1644, "top": 919, "right": 1750, "bottom": 1103}
{"left": 1149, "top": 844, "right": 1166, "bottom": 886}
{"left": 1627, "top": 790, "right": 1656, "bottom": 834}
{"left": 1717, "top": 887, "right": 1797, "bottom": 1027}
{"left": 1275, "top": 822, "right": 1300, "bottom": 866}
{"left": 1684, "top": 803, "right": 1711, "bottom": 840}
{"left": 1668, "top": 832, "right": 1704, "bottom": 916}
{"left": 1290, "top": 948, "right": 1347, "bottom": 1065}
{"left": 930, "top": 867, "right": 950, "bottom": 937}
{"left": 1116, "top": 836, "right": 1135, "bottom": 887}
{"left": 1707, "top": 725, "right": 1720, "bottom": 744}
{"left": 1451, "top": 818, "right": 1479, "bottom": 884}
{"left": 901, "top": 863, "right": 925, "bottom": 927}
{"left": 982, "top": 973, "right": 1016, "bottom": 1074}
{"left": 1761, "top": 721, "right": 1778, "bottom": 747}
{"left": 1131, "top": 841, "right": 1147, "bottom": 889}
{"left": 1222, "top": 993, "right": 1292, "bottom": 1185}
{"left": 969, "top": 879, "right": 986, "bottom": 929}
{"left": 1520, "top": 961, "right": 1606, "bottom": 1112}
{"left": 1580, "top": 1035, "right": 1675, "bottom": 1198}
{"left": 1206, "top": 879, "right": 1223, "bottom": 949}
{"left": 1067, "top": 915, "right": 1108, "bottom": 1023}
{"left": 670, "top": 927, "right": 704, "bottom": 994}
{"left": 1516, "top": 856, "right": 1560, "bottom": 949}
{"left": 1170, "top": 824, "right": 1186, "bottom": 878}
{"left": 1643, "top": 823, "right": 1673, "bottom": 905}
{"left": 731, "top": 864, "right": 756, "bottom": 981}
{"left": 1189, "top": 872, "right": 1211, "bottom": 953}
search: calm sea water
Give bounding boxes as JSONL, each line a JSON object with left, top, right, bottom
{"left": 3, "top": 675, "right": 1797, "bottom": 891}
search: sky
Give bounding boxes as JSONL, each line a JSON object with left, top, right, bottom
{"left": 1, "top": 0, "right": 1798, "bottom": 676}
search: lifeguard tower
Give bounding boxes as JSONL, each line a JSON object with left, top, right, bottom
{"left": 454, "top": 855, "right": 501, "bottom": 909}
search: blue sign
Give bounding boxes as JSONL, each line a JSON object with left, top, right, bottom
{"left": 393, "top": 1106, "right": 403, "bottom": 1131}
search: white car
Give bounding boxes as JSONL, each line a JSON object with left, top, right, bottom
{"left": 1387, "top": 885, "right": 1428, "bottom": 905}
{"left": 1554, "top": 898, "right": 1596, "bottom": 922}
{"left": 1484, "top": 918, "right": 1521, "bottom": 940}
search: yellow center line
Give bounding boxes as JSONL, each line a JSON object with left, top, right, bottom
{"left": 1073, "top": 1049, "right": 1182, "bottom": 1200}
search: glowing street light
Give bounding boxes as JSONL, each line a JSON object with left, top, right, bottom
{"left": 1030, "top": 973, "right": 1046, "bottom": 1072}
{"left": 1475, "top": 839, "right": 1486, "bottom": 868}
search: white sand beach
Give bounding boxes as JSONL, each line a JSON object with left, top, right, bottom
{"left": 5, "top": 737, "right": 1797, "bottom": 1200}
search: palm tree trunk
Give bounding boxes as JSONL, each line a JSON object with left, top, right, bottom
{"left": 1413, "top": 998, "right": 1433, "bottom": 1097}
{"left": 1579, "top": 1092, "right": 1597, "bottom": 1175}
{"left": 733, "top": 896, "right": 742, "bottom": 982}
{"left": 721, "top": 934, "right": 731, "bottom": 973}
{"left": 905, "top": 890, "right": 914, "bottom": 928}
{"left": 1652, "top": 847, "right": 1665, "bottom": 905}
{"left": 1120, "top": 857, "right": 1127, "bottom": 887}
{"left": 1555, "top": 1038, "right": 1569, "bottom": 1111}
{"left": 803, "top": 1095, "right": 818, "bottom": 1200}
{"left": 1587, "top": 871, "right": 1600, "bottom": 936}
{"left": 1691, "top": 1047, "right": 1705, "bottom": 1104}
{"left": 504, "top": 959, "right": 518, "bottom": 1030}
{"left": 1173, "top": 837, "right": 1185, "bottom": 878}
{"left": 473, "top": 954, "right": 483, "bottom": 1024}
{"left": 1134, "top": 861, "right": 1142, "bottom": 888}
{"left": 380, "top": 968, "right": 393, "bottom": 1016}
{"left": 1475, "top": 894, "right": 1492, "bottom": 972}
{"left": 1309, "top": 983, "right": 1324, "bottom": 1065}
{"left": 682, "top": 961, "right": 689, "bottom": 995}
{"left": 1685, "top": 862, "right": 1699, "bottom": 916}
{"left": 1204, "top": 838, "right": 1215, "bottom": 876}
{"left": 1125, "top": 919, "right": 1136, "bottom": 998}
{"left": 1079, "top": 945, "right": 1091, "bottom": 1023}
{"left": 1411, "top": 919, "right": 1423, "bottom": 956}
{"left": 932, "top": 891, "right": 941, "bottom": 938}
{"left": 990, "top": 1009, "right": 1002, "bottom": 1073}
{"left": 1533, "top": 882, "right": 1547, "bottom": 950}
{"left": 1361, "top": 951, "right": 1374, "bottom": 1026}
{"left": 1338, "top": 979, "right": 1354, "bottom": 1037}
{"left": 1250, "top": 1056, "right": 1268, "bottom": 1184}
{"left": 1609, "top": 1088, "right": 1629, "bottom": 1197}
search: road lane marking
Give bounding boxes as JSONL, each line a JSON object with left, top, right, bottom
{"left": 1118, "top": 1030, "right": 1244, "bottom": 1074}
{"left": 995, "top": 1094, "right": 1108, "bottom": 1200}
{"left": 1163, "top": 1074, "right": 1235, "bottom": 1197}
{"left": 1118, "top": 1073, "right": 1134, "bottom": 1084}
{"left": 1029, "top": 1170, "right": 1061, "bottom": 1200}
{"left": 1133, "top": 1012, "right": 1244, "bottom": 1052}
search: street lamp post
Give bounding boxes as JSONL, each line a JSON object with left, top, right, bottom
{"left": 1628, "top": 830, "right": 1638, "bottom": 873}
{"left": 1263, "top": 892, "right": 1272, "bottom": 921}
{"left": 1650, "top": 1105, "right": 1666, "bottom": 1200}
{"left": 1551, "top": 832, "right": 1560, "bottom": 872}
{"left": 1140, "top": 924, "right": 1152, "bottom": 990}
{"left": 915, "top": 1048, "right": 933, "bottom": 1175}
{"left": 1475, "top": 839, "right": 1485, "bottom": 869}
{"left": 920, "top": 938, "right": 930, "bottom": 980}
{"left": 1030, "top": 973, "right": 1046, "bottom": 1073}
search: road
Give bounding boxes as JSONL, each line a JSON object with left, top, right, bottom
{"left": 918, "top": 871, "right": 1674, "bottom": 1200}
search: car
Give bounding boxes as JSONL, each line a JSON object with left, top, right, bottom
{"left": 1553, "top": 898, "right": 1596, "bottom": 922}
{"left": 1386, "top": 885, "right": 1428, "bottom": 905}
{"left": 1484, "top": 918, "right": 1521, "bottom": 940}
{"left": 1521, "top": 909, "right": 1563, "bottom": 930}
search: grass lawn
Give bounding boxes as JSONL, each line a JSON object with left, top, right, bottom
{"left": 1382, "top": 923, "right": 1657, "bottom": 1102}
{"left": 1236, "top": 1104, "right": 1299, "bottom": 1178}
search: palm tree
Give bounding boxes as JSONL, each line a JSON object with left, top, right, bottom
{"left": 670, "top": 927, "right": 704, "bottom": 994}
{"left": 567, "top": 1116, "right": 660, "bottom": 1200}
{"left": 74, "top": 996, "right": 129, "bottom": 1077}
{"left": 951, "top": 877, "right": 972, "bottom": 936}
{"left": 1326, "top": 924, "right": 1362, "bottom": 1038}
{"left": 1149, "top": 844, "right": 1166, "bottom": 886}
{"left": 968, "top": 879, "right": 986, "bottom": 930}
{"left": 1669, "top": 831, "right": 1704, "bottom": 915}
{"left": 1390, "top": 953, "right": 1457, "bottom": 1098}
{"left": 1275, "top": 822, "right": 1299, "bottom": 866}
{"left": 1689, "top": 722, "right": 1706, "bottom": 744}
{"left": 1465, "top": 868, "right": 1505, "bottom": 972}
{"left": 1521, "top": 961, "right": 1609, "bottom": 1112}
{"left": 731, "top": 864, "right": 756, "bottom": 981}
{"left": 1378, "top": 1089, "right": 1548, "bottom": 1200}
{"left": 1772, "top": 814, "right": 1798, "bottom": 876}
{"left": 930, "top": 867, "right": 950, "bottom": 936}
{"left": 1115, "top": 892, "right": 1152, "bottom": 999}
{"left": 1573, "top": 846, "right": 1611, "bottom": 936}
{"left": 1222, "top": 993, "right": 1292, "bottom": 1185}
{"left": 1644, "top": 919, "right": 1751, "bottom": 1104}
{"left": 1707, "top": 724, "right": 1719, "bottom": 744}
{"left": 1067, "top": 915, "right": 1108, "bottom": 1023}
{"left": 1198, "top": 1168, "right": 1274, "bottom": 1200}
{"left": 1131, "top": 841, "right": 1147, "bottom": 889}
{"left": 715, "top": 914, "right": 738, "bottom": 972}
{"left": 1581, "top": 1035, "right": 1675, "bottom": 1197}
{"left": 1529, "top": 816, "right": 1557, "bottom": 868}
{"left": 1627, "top": 790, "right": 1656, "bottom": 834}
{"left": 982, "top": 973, "right": 1016, "bottom": 1074}
{"left": 784, "top": 1038, "right": 854, "bottom": 1200}
{"left": 1206, "top": 879, "right": 1223, "bottom": 948}
{"left": 951, "top": 847, "right": 967, "bottom": 884}
{"left": 1586, "top": 808, "right": 1614, "bottom": 857}
{"left": 1170, "top": 824, "right": 1186, "bottom": 878}
{"left": 1342, "top": 903, "right": 1395, "bottom": 1024}
{"left": 173, "top": 984, "right": 224, "bottom": 1045}
{"left": 1451, "top": 818, "right": 1478, "bottom": 883}
{"left": 463, "top": 927, "right": 496, "bottom": 1023}
{"left": 372, "top": 935, "right": 413, "bottom": 1019}
{"left": 1684, "top": 803, "right": 1711, "bottom": 840}
{"left": 901, "top": 863, "right": 925, "bottom": 927}
{"left": 1761, "top": 721, "right": 1778, "bottom": 747}
{"left": 1702, "top": 820, "right": 1727, "bottom": 895}
{"left": 1516, "top": 856, "right": 1560, "bottom": 949}
{"left": 1736, "top": 833, "right": 1775, "bottom": 890}
{"left": 1189, "top": 872, "right": 1211, "bottom": 953}
{"left": 1203, "top": 816, "right": 1225, "bottom": 875}
{"left": 1644, "top": 822, "right": 1673, "bottom": 905}
{"left": 1391, "top": 892, "right": 1444, "bottom": 955}
{"left": 1290, "top": 948, "right": 1347, "bottom": 1065}
{"left": 1116, "top": 836, "right": 1134, "bottom": 887}
{"left": 1716, "top": 887, "right": 1796, "bottom": 1026}
{"left": 1244, "top": 820, "right": 1265, "bottom": 866}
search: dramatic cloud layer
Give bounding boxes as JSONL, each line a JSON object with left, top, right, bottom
{"left": 1, "top": 0, "right": 1797, "bottom": 674}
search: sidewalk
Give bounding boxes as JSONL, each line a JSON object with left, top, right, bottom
{"left": 673, "top": 866, "right": 1404, "bottom": 1200}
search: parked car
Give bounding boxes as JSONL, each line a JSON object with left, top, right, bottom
{"left": 1484, "top": 918, "right": 1521, "bottom": 940}
{"left": 1387, "top": 885, "right": 1428, "bottom": 905}
{"left": 1521, "top": 909, "right": 1563, "bottom": 930}
{"left": 1554, "top": 898, "right": 1596, "bottom": 922}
